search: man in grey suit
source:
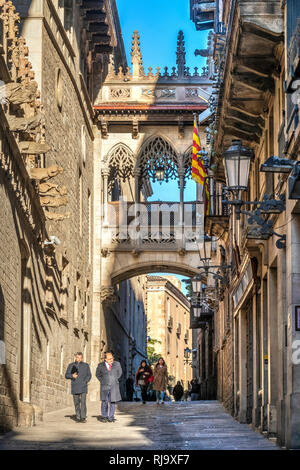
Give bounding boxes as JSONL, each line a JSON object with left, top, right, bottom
{"left": 96, "top": 350, "right": 122, "bottom": 423}
{"left": 65, "top": 352, "right": 92, "bottom": 423}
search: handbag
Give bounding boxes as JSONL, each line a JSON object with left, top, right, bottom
{"left": 148, "top": 375, "right": 154, "bottom": 383}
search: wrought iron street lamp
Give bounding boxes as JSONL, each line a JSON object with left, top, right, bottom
{"left": 192, "top": 277, "right": 203, "bottom": 294}
{"left": 192, "top": 305, "right": 202, "bottom": 318}
{"left": 224, "top": 139, "right": 253, "bottom": 192}
{"left": 222, "top": 141, "right": 287, "bottom": 248}
{"left": 260, "top": 156, "right": 300, "bottom": 200}
{"left": 184, "top": 347, "right": 192, "bottom": 358}
{"left": 260, "top": 156, "right": 296, "bottom": 174}
{"left": 196, "top": 234, "right": 230, "bottom": 284}
{"left": 184, "top": 347, "right": 194, "bottom": 366}
{"left": 191, "top": 302, "right": 213, "bottom": 320}
{"left": 199, "top": 234, "right": 212, "bottom": 264}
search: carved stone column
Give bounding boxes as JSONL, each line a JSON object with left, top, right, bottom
{"left": 133, "top": 168, "right": 142, "bottom": 250}
{"left": 178, "top": 167, "right": 185, "bottom": 225}
{"left": 134, "top": 168, "right": 141, "bottom": 204}
{"left": 102, "top": 167, "right": 110, "bottom": 226}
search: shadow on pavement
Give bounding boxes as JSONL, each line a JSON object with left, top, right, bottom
{"left": 0, "top": 401, "right": 280, "bottom": 450}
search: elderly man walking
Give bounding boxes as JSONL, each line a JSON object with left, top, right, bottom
{"left": 96, "top": 351, "right": 122, "bottom": 423}
{"left": 65, "top": 352, "right": 92, "bottom": 423}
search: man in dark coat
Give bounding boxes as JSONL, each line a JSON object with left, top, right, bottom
{"left": 191, "top": 379, "right": 200, "bottom": 400}
{"left": 96, "top": 350, "right": 122, "bottom": 423}
{"left": 65, "top": 352, "right": 92, "bottom": 423}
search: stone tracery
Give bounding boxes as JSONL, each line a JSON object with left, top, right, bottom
{"left": 137, "top": 136, "right": 179, "bottom": 183}
{"left": 105, "top": 143, "right": 135, "bottom": 195}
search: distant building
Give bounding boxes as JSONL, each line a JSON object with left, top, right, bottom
{"left": 146, "top": 276, "right": 192, "bottom": 390}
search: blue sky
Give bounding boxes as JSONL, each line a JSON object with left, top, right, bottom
{"left": 116, "top": 0, "right": 207, "bottom": 293}
{"left": 116, "top": 0, "right": 209, "bottom": 204}
{"left": 116, "top": 0, "right": 209, "bottom": 72}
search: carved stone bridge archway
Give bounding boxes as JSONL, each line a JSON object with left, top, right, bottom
{"left": 94, "top": 30, "right": 213, "bottom": 300}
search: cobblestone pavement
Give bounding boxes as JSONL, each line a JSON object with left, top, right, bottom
{"left": 0, "top": 401, "right": 279, "bottom": 450}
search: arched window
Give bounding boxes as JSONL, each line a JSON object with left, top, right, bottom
{"left": 137, "top": 136, "right": 178, "bottom": 183}
{"left": 106, "top": 144, "right": 135, "bottom": 196}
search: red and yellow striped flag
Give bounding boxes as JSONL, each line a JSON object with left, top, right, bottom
{"left": 191, "top": 117, "right": 210, "bottom": 215}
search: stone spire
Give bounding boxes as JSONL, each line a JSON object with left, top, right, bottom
{"left": 176, "top": 30, "right": 186, "bottom": 78}
{"left": 131, "top": 30, "right": 144, "bottom": 78}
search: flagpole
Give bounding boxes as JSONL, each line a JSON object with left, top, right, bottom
{"left": 193, "top": 113, "right": 202, "bottom": 203}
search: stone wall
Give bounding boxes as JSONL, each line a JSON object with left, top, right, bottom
{"left": 0, "top": 163, "right": 23, "bottom": 430}
{"left": 0, "top": 0, "right": 96, "bottom": 430}
{"left": 26, "top": 18, "right": 95, "bottom": 412}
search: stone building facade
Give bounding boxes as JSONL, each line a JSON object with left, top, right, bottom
{"left": 146, "top": 276, "right": 192, "bottom": 390}
{"left": 0, "top": 0, "right": 147, "bottom": 431}
{"left": 191, "top": 0, "right": 300, "bottom": 449}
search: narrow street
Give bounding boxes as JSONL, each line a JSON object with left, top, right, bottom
{"left": 2, "top": 0, "right": 300, "bottom": 451}
{"left": 0, "top": 401, "right": 279, "bottom": 450}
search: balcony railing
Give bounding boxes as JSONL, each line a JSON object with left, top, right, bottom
{"left": 208, "top": 182, "right": 230, "bottom": 217}
{"left": 205, "top": 182, "right": 230, "bottom": 237}
{"left": 103, "top": 201, "right": 205, "bottom": 252}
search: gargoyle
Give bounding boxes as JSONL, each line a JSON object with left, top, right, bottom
{"left": 195, "top": 49, "right": 211, "bottom": 57}
{"left": 7, "top": 113, "right": 44, "bottom": 133}
{"left": 40, "top": 196, "right": 68, "bottom": 207}
{"left": 39, "top": 182, "right": 67, "bottom": 196}
{"left": 29, "top": 165, "right": 63, "bottom": 182}
{"left": 45, "top": 211, "right": 70, "bottom": 221}
{"left": 4, "top": 81, "right": 38, "bottom": 105}
{"left": 19, "top": 141, "right": 51, "bottom": 154}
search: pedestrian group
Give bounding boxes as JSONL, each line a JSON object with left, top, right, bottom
{"left": 65, "top": 352, "right": 200, "bottom": 423}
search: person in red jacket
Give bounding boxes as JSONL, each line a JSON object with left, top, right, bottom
{"left": 135, "top": 360, "right": 153, "bottom": 404}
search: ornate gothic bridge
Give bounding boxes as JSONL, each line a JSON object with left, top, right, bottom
{"left": 94, "top": 31, "right": 215, "bottom": 298}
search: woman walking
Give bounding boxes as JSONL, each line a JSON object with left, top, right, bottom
{"left": 153, "top": 357, "right": 168, "bottom": 404}
{"left": 135, "top": 360, "right": 153, "bottom": 404}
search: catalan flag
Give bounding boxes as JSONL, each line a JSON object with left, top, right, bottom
{"left": 192, "top": 117, "right": 210, "bottom": 215}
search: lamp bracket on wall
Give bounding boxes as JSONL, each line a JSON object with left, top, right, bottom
{"left": 222, "top": 193, "right": 286, "bottom": 248}
{"left": 241, "top": 208, "right": 286, "bottom": 249}
{"left": 196, "top": 267, "right": 230, "bottom": 286}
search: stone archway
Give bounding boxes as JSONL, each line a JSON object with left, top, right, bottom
{"left": 110, "top": 258, "right": 199, "bottom": 285}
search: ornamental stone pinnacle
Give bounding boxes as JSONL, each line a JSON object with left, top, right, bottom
{"left": 176, "top": 30, "right": 186, "bottom": 78}
{"left": 131, "top": 30, "right": 144, "bottom": 78}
